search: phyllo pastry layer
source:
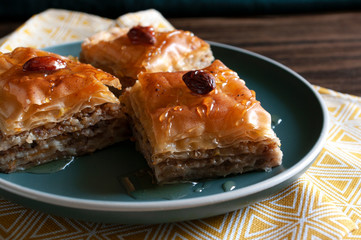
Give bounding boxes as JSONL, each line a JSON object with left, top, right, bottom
{"left": 0, "top": 47, "right": 128, "bottom": 172}
{"left": 123, "top": 60, "right": 282, "bottom": 183}
{"left": 80, "top": 26, "right": 214, "bottom": 88}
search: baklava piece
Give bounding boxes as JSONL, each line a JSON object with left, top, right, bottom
{"left": 123, "top": 60, "right": 282, "bottom": 183}
{"left": 0, "top": 47, "right": 129, "bottom": 172}
{"left": 80, "top": 26, "right": 214, "bottom": 88}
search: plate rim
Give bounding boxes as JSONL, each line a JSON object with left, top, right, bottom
{"left": 0, "top": 41, "right": 329, "bottom": 212}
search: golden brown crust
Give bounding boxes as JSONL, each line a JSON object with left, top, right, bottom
{"left": 0, "top": 47, "right": 122, "bottom": 136}
{"left": 80, "top": 27, "right": 214, "bottom": 88}
{"left": 125, "top": 60, "right": 279, "bottom": 159}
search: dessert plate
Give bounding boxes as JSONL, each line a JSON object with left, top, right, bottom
{"left": 0, "top": 41, "right": 329, "bottom": 224}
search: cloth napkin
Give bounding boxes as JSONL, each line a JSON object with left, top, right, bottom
{"left": 1, "top": 9, "right": 361, "bottom": 240}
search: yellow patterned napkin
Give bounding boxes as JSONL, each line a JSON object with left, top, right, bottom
{"left": 0, "top": 9, "right": 112, "bottom": 52}
{"left": 1, "top": 9, "right": 361, "bottom": 240}
{"left": 0, "top": 8, "right": 174, "bottom": 53}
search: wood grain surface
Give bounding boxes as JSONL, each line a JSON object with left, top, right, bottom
{"left": 1, "top": 11, "right": 360, "bottom": 96}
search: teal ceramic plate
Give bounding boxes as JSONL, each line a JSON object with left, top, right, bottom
{"left": 0, "top": 41, "right": 329, "bottom": 224}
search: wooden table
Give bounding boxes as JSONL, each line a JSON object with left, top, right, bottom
{"left": 1, "top": 11, "right": 360, "bottom": 96}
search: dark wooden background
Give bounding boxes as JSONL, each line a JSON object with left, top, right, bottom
{"left": 1, "top": 11, "right": 360, "bottom": 96}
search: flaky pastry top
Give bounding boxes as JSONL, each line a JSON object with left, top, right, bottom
{"left": 126, "top": 60, "right": 279, "bottom": 160}
{"left": 0, "top": 47, "right": 121, "bottom": 136}
{"left": 81, "top": 27, "right": 212, "bottom": 82}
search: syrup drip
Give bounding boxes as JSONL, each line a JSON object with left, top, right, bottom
{"left": 119, "top": 168, "right": 199, "bottom": 200}
{"left": 23, "top": 157, "right": 74, "bottom": 174}
{"left": 222, "top": 181, "right": 236, "bottom": 192}
{"left": 271, "top": 114, "right": 282, "bottom": 129}
{"left": 118, "top": 168, "right": 239, "bottom": 200}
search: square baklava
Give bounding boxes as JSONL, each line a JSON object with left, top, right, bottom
{"left": 123, "top": 60, "right": 283, "bottom": 183}
{"left": 80, "top": 26, "right": 214, "bottom": 88}
{"left": 0, "top": 47, "right": 128, "bottom": 172}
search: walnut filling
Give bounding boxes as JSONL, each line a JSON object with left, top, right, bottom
{"left": 126, "top": 102, "right": 282, "bottom": 184}
{"left": 154, "top": 144, "right": 282, "bottom": 183}
{"left": 0, "top": 103, "right": 130, "bottom": 172}
{"left": 0, "top": 117, "right": 128, "bottom": 173}
{"left": 0, "top": 103, "right": 124, "bottom": 151}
